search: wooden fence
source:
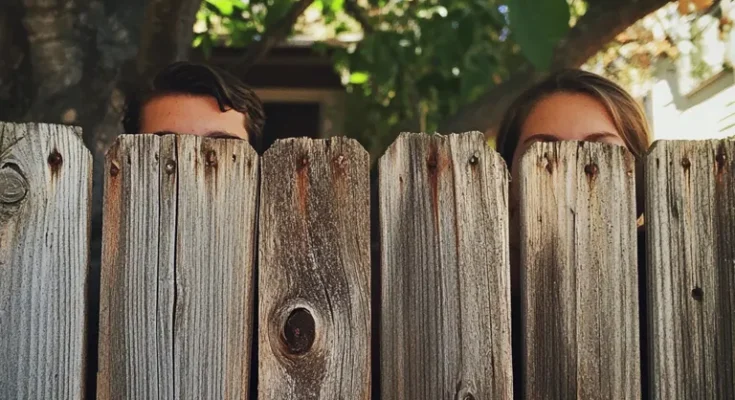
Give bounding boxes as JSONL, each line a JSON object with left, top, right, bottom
{"left": 0, "top": 121, "right": 733, "bottom": 399}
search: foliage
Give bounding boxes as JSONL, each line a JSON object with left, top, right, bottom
{"left": 194, "top": 0, "right": 578, "bottom": 155}
{"left": 506, "top": 0, "right": 570, "bottom": 71}
{"left": 583, "top": 1, "right": 731, "bottom": 98}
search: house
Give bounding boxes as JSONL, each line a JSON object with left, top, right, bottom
{"left": 206, "top": 42, "right": 347, "bottom": 151}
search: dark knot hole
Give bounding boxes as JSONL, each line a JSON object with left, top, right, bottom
{"left": 283, "top": 308, "right": 316, "bottom": 355}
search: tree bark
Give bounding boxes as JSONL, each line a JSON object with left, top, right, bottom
{"left": 0, "top": 1, "right": 201, "bottom": 398}
{"left": 438, "top": 0, "right": 671, "bottom": 136}
{"left": 237, "top": 0, "right": 315, "bottom": 71}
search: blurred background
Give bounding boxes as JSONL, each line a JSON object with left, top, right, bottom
{"left": 1, "top": 0, "right": 734, "bottom": 162}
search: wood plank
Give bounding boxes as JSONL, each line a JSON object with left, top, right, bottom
{"left": 259, "top": 137, "right": 371, "bottom": 399}
{"left": 645, "top": 140, "right": 735, "bottom": 399}
{"left": 173, "top": 135, "right": 258, "bottom": 399}
{"left": 378, "top": 132, "right": 513, "bottom": 399}
{"left": 98, "top": 134, "right": 173, "bottom": 399}
{"left": 98, "top": 134, "right": 257, "bottom": 399}
{"left": 0, "top": 122, "right": 91, "bottom": 399}
{"left": 519, "top": 142, "right": 640, "bottom": 399}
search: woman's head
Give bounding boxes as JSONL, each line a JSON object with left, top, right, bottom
{"left": 497, "top": 68, "right": 651, "bottom": 171}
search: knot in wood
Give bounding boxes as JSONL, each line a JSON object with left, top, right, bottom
{"left": 283, "top": 308, "right": 316, "bottom": 355}
{"left": 691, "top": 286, "right": 703, "bottom": 301}
{"left": 109, "top": 162, "right": 120, "bottom": 177}
{"left": 0, "top": 165, "right": 27, "bottom": 204}
{"left": 165, "top": 160, "right": 176, "bottom": 174}
{"left": 463, "top": 394, "right": 476, "bottom": 400}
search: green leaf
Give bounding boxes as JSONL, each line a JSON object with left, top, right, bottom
{"left": 206, "top": 0, "right": 235, "bottom": 16}
{"left": 349, "top": 71, "right": 369, "bottom": 84}
{"left": 506, "top": 0, "right": 570, "bottom": 71}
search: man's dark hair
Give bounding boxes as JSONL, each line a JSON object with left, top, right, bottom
{"left": 122, "top": 61, "right": 265, "bottom": 149}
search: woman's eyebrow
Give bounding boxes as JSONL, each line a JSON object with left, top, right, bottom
{"left": 585, "top": 131, "right": 618, "bottom": 140}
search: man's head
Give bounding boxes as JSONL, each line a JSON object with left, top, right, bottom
{"left": 123, "top": 61, "right": 265, "bottom": 148}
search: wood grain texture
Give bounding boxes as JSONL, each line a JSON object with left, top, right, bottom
{"left": 259, "top": 137, "right": 371, "bottom": 399}
{"left": 98, "top": 134, "right": 258, "bottom": 399}
{"left": 173, "top": 135, "right": 258, "bottom": 399}
{"left": 379, "top": 132, "right": 513, "bottom": 399}
{"left": 519, "top": 142, "right": 640, "bottom": 399}
{"left": 0, "top": 122, "right": 91, "bottom": 399}
{"left": 98, "top": 135, "right": 173, "bottom": 400}
{"left": 645, "top": 140, "right": 735, "bottom": 399}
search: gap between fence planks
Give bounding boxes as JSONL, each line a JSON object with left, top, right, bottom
{"left": 0, "top": 123, "right": 91, "bottom": 399}
{"left": 258, "top": 138, "right": 371, "bottom": 399}
{"left": 519, "top": 142, "right": 640, "bottom": 399}
{"left": 645, "top": 140, "right": 735, "bottom": 399}
{"left": 98, "top": 134, "right": 258, "bottom": 399}
{"left": 379, "top": 132, "right": 513, "bottom": 399}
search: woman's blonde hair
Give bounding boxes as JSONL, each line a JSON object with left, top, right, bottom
{"left": 496, "top": 68, "right": 651, "bottom": 167}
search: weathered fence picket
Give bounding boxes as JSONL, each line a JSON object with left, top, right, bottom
{"left": 258, "top": 138, "right": 371, "bottom": 398}
{"left": 518, "top": 142, "right": 641, "bottom": 399}
{"left": 378, "top": 133, "right": 513, "bottom": 399}
{"left": 645, "top": 140, "right": 735, "bottom": 399}
{"left": 2, "top": 118, "right": 735, "bottom": 400}
{"left": 0, "top": 123, "right": 91, "bottom": 399}
{"left": 98, "top": 134, "right": 258, "bottom": 399}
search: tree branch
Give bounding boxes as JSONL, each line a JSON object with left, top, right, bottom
{"left": 439, "top": 0, "right": 670, "bottom": 135}
{"left": 344, "top": 0, "right": 374, "bottom": 34}
{"left": 136, "top": 0, "right": 202, "bottom": 79}
{"left": 237, "top": 0, "right": 315, "bottom": 72}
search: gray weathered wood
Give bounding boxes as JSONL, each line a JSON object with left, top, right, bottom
{"left": 519, "top": 142, "right": 640, "bottom": 399}
{"left": 645, "top": 140, "right": 735, "bottom": 399}
{"left": 259, "top": 137, "right": 371, "bottom": 399}
{"left": 379, "top": 132, "right": 513, "bottom": 399}
{"left": 173, "top": 135, "right": 258, "bottom": 399}
{"left": 0, "top": 122, "right": 91, "bottom": 399}
{"left": 98, "top": 134, "right": 258, "bottom": 399}
{"left": 98, "top": 135, "right": 174, "bottom": 399}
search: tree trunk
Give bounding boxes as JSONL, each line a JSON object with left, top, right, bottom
{"left": 0, "top": 1, "right": 200, "bottom": 397}
{"left": 438, "top": 0, "right": 671, "bottom": 136}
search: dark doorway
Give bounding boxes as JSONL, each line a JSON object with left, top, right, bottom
{"left": 261, "top": 102, "right": 321, "bottom": 152}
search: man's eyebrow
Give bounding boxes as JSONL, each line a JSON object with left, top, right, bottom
{"left": 204, "top": 131, "right": 241, "bottom": 139}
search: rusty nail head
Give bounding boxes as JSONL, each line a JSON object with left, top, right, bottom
{"left": 47, "top": 150, "right": 62, "bottom": 167}
{"left": 681, "top": 157, "right": 691, "bottom": 169}
{"left": 165, "top": 160, "right": 176, "bottom": 174}
{"left": 206, "top": 150, "right": 217, "bottom": 166}
{"left": 469, "top": 153, "right": 479, "bottom": 165}
{"left": 110, "top": 162, "right": 120, "bottom": 176}
{"left": 584, "top": 163, "right": 599, "bottom": 176}
{"left": 716, "top": 153, "right": 727, "bottom": 165}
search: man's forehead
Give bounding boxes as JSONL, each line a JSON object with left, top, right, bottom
{"left": 140, "top": 95, "right": 248, "bottom": 141}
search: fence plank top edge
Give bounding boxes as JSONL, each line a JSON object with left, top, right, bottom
{"left": 261, "top": 136, "right": 368, "bottom": 160}
{"left": 378, "top": 131, "right": 505, "bottom": 171}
